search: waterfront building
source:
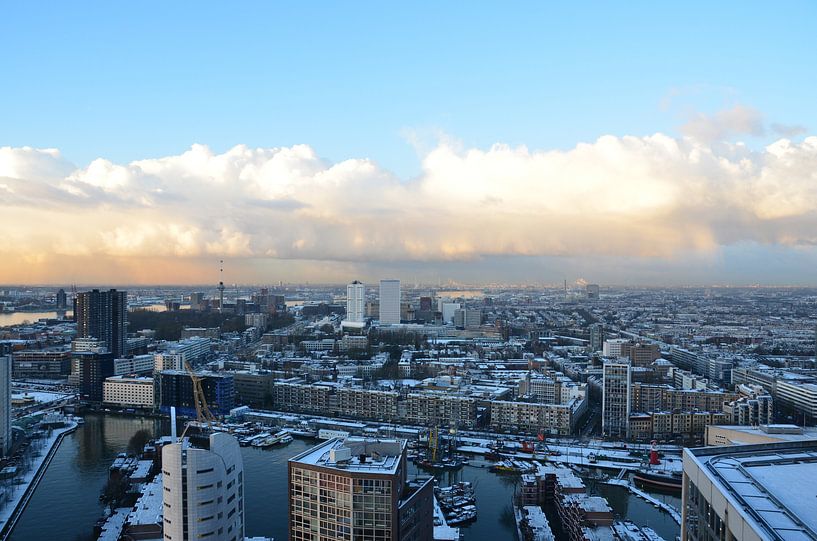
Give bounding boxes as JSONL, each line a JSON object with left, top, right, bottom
{"left": 155, "top": 370, "right": 234, "bottom": 417}
{"left": 74, "top": 289, "right": 127, "bottom": 358}
{"left": 336, "top": 388, "right": 399, "bottom": 422}
{"left": 12, "top": 349, "right": 72, "bottom": 378}
{"left": 681, "top": 440, "right": 817, "bottom": 541}
{"left": 0, "top": 356, "right": 10, "bottom": 456}
{"left": 602, "top": 360, "right": 631, "bottom": 439}
{"left": 489, "top": 399, "right": 582, "bottom": 436}
{"left": 403, "top": 393, "right": 477, "bottom": 429}
{"left": 346, "top": 280, "right": 366, "bottom": 323}
{"left": 379, "top": 280, "right": 401, "bottom": 324}
{"left": 272, "top": 381, "right": 333, "bottom": 414}
{"left": 162, "top": 432, "right": 245, "bottom": 541}
{"left": 288, "top": 437, "right": 433, "bottom": 541}
{"left": 103, "top": 375, "right": 155, "bottom": 409}
{"left": 76, "top": 350, "right": 115, "bottom": 402}
{"left": 232, "top": 371, "right": 274, "bottom": 408}
{"left": 628, "top": 411, "right": 729, "bottom": 442}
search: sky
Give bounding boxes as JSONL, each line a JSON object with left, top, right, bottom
{"left": 1, "top": 2, "right": 817, "bottom": 286}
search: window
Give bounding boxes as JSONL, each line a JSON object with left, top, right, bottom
{"left": 197, "top": 468, "right": 214, "bottom": 474}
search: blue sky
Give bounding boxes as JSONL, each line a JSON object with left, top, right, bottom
{"left": 2, "top": 2, "right": 814, "bottom": 176}
{"left": 2, "top": 2, "right": 817, "bottom": 285}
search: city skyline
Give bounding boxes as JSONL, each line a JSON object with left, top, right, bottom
{"left": 3, "top": 3, "right": 817, "bottom": 285}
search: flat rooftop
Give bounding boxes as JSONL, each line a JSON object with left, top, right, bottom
{"left": 687, "top": 441, "right": 817, "bottom": 540}
{"left": 711, "top": 424, "right": 817, "bottom": 442}
{"left": 290, "top": 437, "right": 405, "bottom": 475}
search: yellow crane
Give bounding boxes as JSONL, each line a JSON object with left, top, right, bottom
{"left": 179, "top": 361, "right": 218, "bottom": 440}
{"left": 428, "top": 426, "right": 439, "bottom": 463}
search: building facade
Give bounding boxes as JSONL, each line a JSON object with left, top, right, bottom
{"left": 12, "top": 350, "right": 72, "bottom": 378}
{"left": 347, "top": 281, "right": 366, "bottom": 323}
{"left": 288, "top": 438, "right": 433, "bottom": 541}
{"left": 379, "top": 280, "right": 401, "bottom": 325}
{"left": 162, "top": 433, "right": 245, "bottom": 541}
{"left": 602, "top": 360, "right": 631, "bottom": 439}
{"left": 74, "top": 289, "right": 127, "bottom": 358}
{"left": 0, "top": 356, "right": 10, "bottom": 456}
{"left": 681, "top": 441, "right": 817, "bottom": 541}
{"left": 77, "top": 351, "right": 115, "bottom": 402}
{"left": 155, "top": 370, "right": 234, "bottom": 417}
{"left": 103, "top": 376, "right": 155, "bottom": 408}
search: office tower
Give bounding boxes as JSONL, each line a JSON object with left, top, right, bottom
{"left": 56, "top": 288, "right": 67, "bottom": 310}
{"left": 76, "top": 351, "right": 114, "bottom": 402}
{"left": 682, "top": 441, "right": 817, "bottom": 541}
{"left": 346, "top": 281, "right": 365, "bottom": 323}
{"left": 602, "top": 360, "right": 631, "bottom": 438}
{"left": 585, "top": 283, "right": 600, "bottom": 300}
{"left": 0, "top": 356, "right": 10, "bottom": 456}
{"left": 156, "top": 370, "right": 234, "bottom": 417}
{"left": 162, "top": 432, "right": 245, "bottom": 541}
{"left": 379, "top": 280, "right": 401, "bottom": 324}
{"left": 75, "top": 289, "right": 127, "bottom": 358}
{"left": 289, "top": 437, "right": 433, "bottom": 541}
{"left": 588, "top": 323, "right": 605, "bottom": 353}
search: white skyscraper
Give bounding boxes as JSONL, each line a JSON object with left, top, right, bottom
{"left": 346, "top": 280, "right": 365, "bottom": 323}
{"left": 0, "top": 356, "right": 9, "bottom": 456}
{"left": 162, "top": 432, "right": 244, "bottom": 541}
{"left": 379, "top": 279, "right": 401, "bottom": 324}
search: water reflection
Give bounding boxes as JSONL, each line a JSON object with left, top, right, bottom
{"left": 9, "top": 415, "right": 681, "bottom": 541}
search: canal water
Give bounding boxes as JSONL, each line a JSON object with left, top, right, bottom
{"left": 9, "top": 414, "right": 680, "bottom": 540}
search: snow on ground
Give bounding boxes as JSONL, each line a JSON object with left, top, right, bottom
{"left": 11, "top": 389, "right": 74, "bottom": 405}
{"left": 0, "top": 422, "right": 78, "bottom": 531}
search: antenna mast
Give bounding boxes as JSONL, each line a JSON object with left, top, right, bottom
{"left": 218, "top": 259, "right": 225, "bottom": 314}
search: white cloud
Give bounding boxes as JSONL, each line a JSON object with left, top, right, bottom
{"left": 2, "top": 134, "right": 817, "bottom": 279}
{"left": 679, "top": 105, "right": 766, "bottom": 142}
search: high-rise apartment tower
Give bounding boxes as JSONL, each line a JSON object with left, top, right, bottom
{"left": 346, "top": 281, "right": 365, "bottom": 323}
{"left": 74, "top": 289, "right": 127, "bottom": 358}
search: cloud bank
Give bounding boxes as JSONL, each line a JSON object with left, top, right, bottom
{"left": 2, "top": 134, "right": 817, "bottom": 283}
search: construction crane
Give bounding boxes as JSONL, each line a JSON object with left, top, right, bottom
{"left": 428, "top": 426, "right": 439, "bottom": 463}
{"left": 179, "top": 361, "right": 218, "bottom": 440}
